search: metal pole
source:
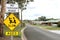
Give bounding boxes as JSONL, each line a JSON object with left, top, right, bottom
{"left": 11, "top": 36, "right": 13, "bottom": 40}
{"left": 10, "top": 0, "right": 14, "bottom": 40}
{"left": 21, "top": 9, "right": 23, "bottom": 27}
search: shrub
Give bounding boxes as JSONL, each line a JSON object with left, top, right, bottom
{"left": 57, "top": 22, "right": 60, "bottom": 27}
{"left": 33, "top": 23, "right": 36, "bottom": 25}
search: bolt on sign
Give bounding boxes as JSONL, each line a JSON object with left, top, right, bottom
{"left": 4, "top": 13, "right": 20, "bottom": 31}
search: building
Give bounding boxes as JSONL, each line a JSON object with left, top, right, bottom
{"left": 41, "top": 20, "right": 60, "bottom": 26}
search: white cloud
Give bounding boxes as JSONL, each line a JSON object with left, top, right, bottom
{"left": 22, "top": 0, "right": 60, "bottom": 20}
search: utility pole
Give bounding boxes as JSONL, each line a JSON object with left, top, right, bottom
{"left": 0, "top": 0, "right": 6, "bottom": 37}
{"left": 21, "top": 8, "right": 26, "bottom": 27}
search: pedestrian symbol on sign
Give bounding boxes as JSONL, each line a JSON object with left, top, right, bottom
{"left": 9, "top": 17, "right": 16, "bottom": 26}
{"left": 9, "top": 17, "right": 16, "bottom": 24}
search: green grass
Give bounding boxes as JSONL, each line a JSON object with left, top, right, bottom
{"left": 40, "top": 25, "right": 60, "bottom": 30}
{"left": 32, "top": 24, "right": 60, "bottom": 30}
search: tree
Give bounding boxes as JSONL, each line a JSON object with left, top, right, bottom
{"left": 0, "top": 0, "right": 6, "bottom": 37}
{"left": 38, "top": 16, "right": 47, "bottom": 21}
{"left": 35, "top": 19, "right": 38, "bottom": 21}
{"left": 14, "top": 0, "right": 34, "bottom": 27}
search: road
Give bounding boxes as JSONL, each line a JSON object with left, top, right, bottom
{"left": 24, "top": 25, "right": 60, "bottom": 40}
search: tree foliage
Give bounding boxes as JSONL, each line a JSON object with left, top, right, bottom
{"left": 7, "top": 0, "right": 34, "bottom": 9}
{"left": 15, "top": 0, "right": 34, "bottom": 8}
{"left": 38, "top": 16, "right": 47, "bottom": 21}
{"left": 35, "top": 16, "right": 58, "bottom": 21}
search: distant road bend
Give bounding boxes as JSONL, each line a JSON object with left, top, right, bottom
{"left": 24, "top": 25, "right": 60, "bottom": 40}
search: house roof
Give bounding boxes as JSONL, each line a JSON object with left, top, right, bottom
{"left": 46, "top": 20, "right": 60, "bottom": 23}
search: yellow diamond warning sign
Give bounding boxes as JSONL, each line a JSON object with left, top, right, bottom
{"left": 4, "top": 13, "right": 20, "bottom": 30}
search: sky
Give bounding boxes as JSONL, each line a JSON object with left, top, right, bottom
{"left": 22, "top": 0, "right": 60, "bottom": 20}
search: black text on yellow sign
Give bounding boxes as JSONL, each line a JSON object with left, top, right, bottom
{"left": 5, "top": 31, "right": 19, "bottom": 36}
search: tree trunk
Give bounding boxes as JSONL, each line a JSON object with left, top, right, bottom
{"left": 0, "top": 0, "right": 6, "bottom": 37}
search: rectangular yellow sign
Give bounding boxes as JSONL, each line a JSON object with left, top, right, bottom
{"left": 5, "top": 31, "right": 19, "bottom": 36}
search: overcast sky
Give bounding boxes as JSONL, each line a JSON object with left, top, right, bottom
{"left": 22, "top": 0, "right": 60, "bottom": 20}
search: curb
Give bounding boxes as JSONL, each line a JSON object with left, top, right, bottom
{"left": 21, "top": 27, "right": 27, "bottom": 40}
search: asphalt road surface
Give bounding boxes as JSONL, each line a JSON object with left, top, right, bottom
{"left": 24, "top": 25, "right": 60, "bottom": 40}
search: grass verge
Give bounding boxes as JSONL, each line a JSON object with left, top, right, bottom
{"left": 32, "top": 24, "right": 60, "bottom": 30}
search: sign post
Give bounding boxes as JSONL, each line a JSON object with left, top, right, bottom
{"left": 5, "top": 2, "right": 20, "bottom": 40}
{"left": 11, "top": 36, "right": 13, "bottom": 40}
